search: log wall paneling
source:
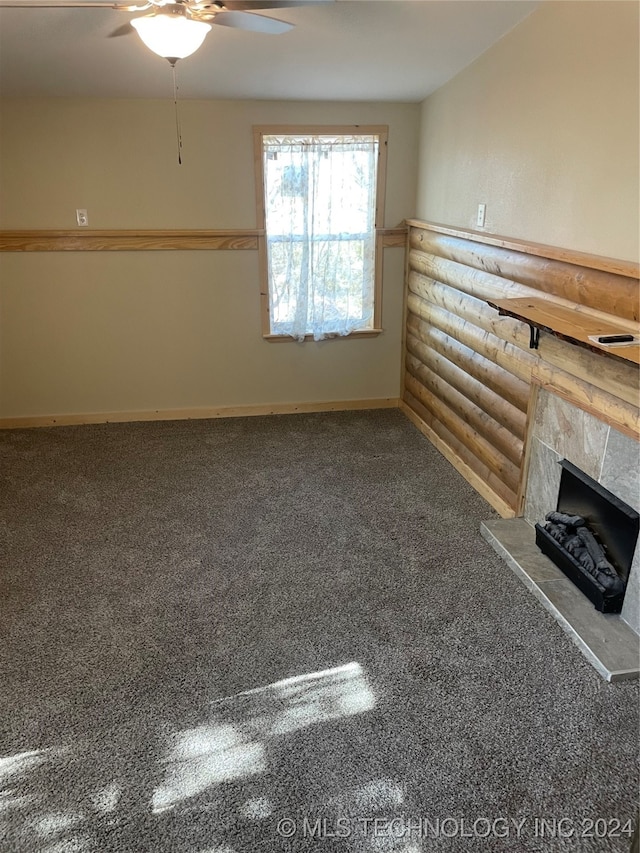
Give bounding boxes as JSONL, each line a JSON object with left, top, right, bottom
{"left": 405, "top": 354, "right": 523, "bottom": 475}
{"left": 405, "top": 220, "right": 639, "bottom": 280}
{"left": 410, "top": 228, "right": 640, "bottom": 322}
{"left": 405, "top": 333, "right": 527, "bottom": 441}
{"left": 407, "top": 279, "right": 639, "bottom": 409}
{"left": 402, "top": 221, "right": 640, "bottom": 517}
{"left": 405, "top": 313, "right": 530, "bottom": 414}
{"left": 409, "top": 249, "right": 638, "bottom": 332}
{"left": 402, "top": 388, "right": 518, "bottom": 514}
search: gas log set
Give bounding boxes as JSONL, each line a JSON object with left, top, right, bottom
{"left": 542, "top": 511, "right": 624, "bottom": 595}
{"left": 534, "top": 460, "right": 639, "bottom": 614}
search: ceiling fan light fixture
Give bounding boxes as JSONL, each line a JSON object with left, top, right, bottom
{"left": 131, "top": 10, "right": 211, "bottom": 61}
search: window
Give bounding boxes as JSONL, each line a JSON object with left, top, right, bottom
{"left": 254, "top": 126, "right": 388, "bottom": 341}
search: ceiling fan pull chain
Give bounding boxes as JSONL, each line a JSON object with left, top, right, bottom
{"left": 171, "top": 60, "right": 183, "bottom": 165}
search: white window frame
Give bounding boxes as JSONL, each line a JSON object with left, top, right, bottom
{"left": 253, "top": 125, "right": 389, "bottom": 341}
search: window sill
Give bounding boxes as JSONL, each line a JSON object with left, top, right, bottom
{"left": 264, "top": 329, "right": 383, "bottom": 342}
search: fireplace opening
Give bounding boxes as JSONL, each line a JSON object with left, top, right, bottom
{"left": 535, "top": 460, "right": 640, "bottom": 613}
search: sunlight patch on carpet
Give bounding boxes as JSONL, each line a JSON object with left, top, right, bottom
{"left": 0, "top": 748, "right": 50, "bottom": 785}
{"left": 151, "top": 661, "right": 375, "bottom": 814}
{"left": 216, "top": 660, "right": 376, "bottom": 738}
{"left": 151, "top": 724, "right": 266, "bottom": 814}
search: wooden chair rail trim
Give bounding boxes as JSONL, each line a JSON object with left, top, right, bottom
{"left": 0, "top": 227, "right": 407, "bottom": 253}
{"left": 405, "top": 219, "right": 640, "bottom": 279}
{"left": 0, "top": 229, "right": 264, "bottom": 252}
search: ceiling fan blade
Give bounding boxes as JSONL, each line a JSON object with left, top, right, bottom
{"left": 108, "top": 20, "right": 133, "bottom": 36}
{"left": 0, "top": 0, "right": 149, "bottom": 7}
{"left": 223, "top": 0, "right": 332, "bottom": 8}
{"left": 210, "top": 9, "right": 292, "bottom": 33}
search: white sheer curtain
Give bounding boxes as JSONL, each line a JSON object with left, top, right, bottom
{"left": 263, "top": 134, "right": 379, "bottom": 341}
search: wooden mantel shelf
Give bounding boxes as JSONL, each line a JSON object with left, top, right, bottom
{"left": 488, "top": 297, "right": 640, "bottom": 366}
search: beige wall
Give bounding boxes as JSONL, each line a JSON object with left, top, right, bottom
{"left": 415, "top": 0, "right": 639, "bottom": 262}
{"left": 0, "top": 99, "right": 419, "bottom": 419}
{"left": 4, "top": 1, "right": 637, "bottom": 421}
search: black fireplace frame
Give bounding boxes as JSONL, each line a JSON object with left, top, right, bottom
{"left": 535, "top": 459, "right": 639, "bottom": 613}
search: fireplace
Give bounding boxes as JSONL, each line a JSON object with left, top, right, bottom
{"left": 480, "top": 387, "right": 640, "bottom": 680}
{"left": 535, "top": 460, "right": 640, "bottom": 613}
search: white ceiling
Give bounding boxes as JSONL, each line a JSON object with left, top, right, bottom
{"left": 0, "top": 0, "right": 539, "bottom": 101}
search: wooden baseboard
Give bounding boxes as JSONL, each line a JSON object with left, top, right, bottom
{"left": 399, "top": 400, "right": 516, "bottom": 519}
{"left": 0, "top": 398, "right": 400, "bottom": 430}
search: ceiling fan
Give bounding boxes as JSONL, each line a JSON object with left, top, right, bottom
{"left": 0, "top": 0, "right": 331, "bottom": 61}
{"left": 0, "top": 0, "right": 330, "bottom": 163}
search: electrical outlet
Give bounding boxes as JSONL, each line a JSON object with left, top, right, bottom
{"left": 76, "top": 209, "right": 88, "bottom": 227}
{"left": 476, "top": 203, "right": 486, "bottom": 228}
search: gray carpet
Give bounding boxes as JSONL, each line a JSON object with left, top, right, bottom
{"left": 0, "top": 409, "right": 638, "bottom": 853}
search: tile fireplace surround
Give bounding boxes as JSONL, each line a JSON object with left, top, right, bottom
{"left": 482, "top": 387, "right": 640, "bottom": 681}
